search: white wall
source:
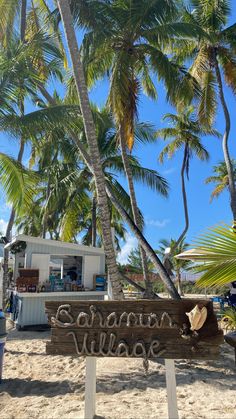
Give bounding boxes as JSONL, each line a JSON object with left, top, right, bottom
{"left": 83, "top": 255, "right": 102, "bottom": 289}
{"left": 31, "top": 253, "right": 50, "bottom": 283}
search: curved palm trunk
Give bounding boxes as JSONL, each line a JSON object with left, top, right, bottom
{"left": 119, "top": 129, "right": 153, "bottom": 298}
{"left": 39, "top": 84, "right": 180, "bottom": 299}
{"left": 174, "top": 143, "right": 189, "bottom": 249}
{"left": 214, "top": 57, "right": 236, "bottom": 221}
{"left": 57, "top": 0, "right": 123, "bottom": 300}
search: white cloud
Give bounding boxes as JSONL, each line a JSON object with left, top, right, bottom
{"left": 163, "top": 167, "right": 176, "bottom": 175}
{"left": 0, "top": 219, "right": 8, "bottom": 235}
{"left": 117, "top": 233, "right": 138, "bottom": 265}
{"left": 0, "top": 202, "right": 12, "bottom": 214}
{"left": 145, "top": 217, "right": 170, "bottom": 228}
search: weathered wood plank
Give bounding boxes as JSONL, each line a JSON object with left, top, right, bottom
{"left": 50, "top": 328, "right": 223, "bottom": 346}
{"left": 45, "top": 299, "right": 223, "bottom": 360}
{"left": 46, "top": 341, "right": 220, "bottom": 359}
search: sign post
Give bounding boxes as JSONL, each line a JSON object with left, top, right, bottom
{"left": 165, "top": 359, "right": 179, "bottom": 419}
{"left": 84, "top": 357, "right": 96, "bottom": 419}
{"left": 45, "top": 299, "right": 223, "bottom": 419}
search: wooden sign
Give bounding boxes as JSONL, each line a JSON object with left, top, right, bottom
{"left": 45, "top": 299, "right": 223, "bottom": 360}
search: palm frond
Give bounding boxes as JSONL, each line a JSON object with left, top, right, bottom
{"left": 198, "top": 70, "right": 217, "bottom": 126}
{"left": 129, "top": 164, "right": 169, "bottom": 197}
{"left": 192, "top": 224, "right": 236, "bottom": 287}
{"left": 0, "top": 152, "right": 38, "bottom": 212}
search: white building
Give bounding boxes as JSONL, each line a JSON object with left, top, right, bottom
{"left": 4, "top": 235, "right": 106, "bottom": 328}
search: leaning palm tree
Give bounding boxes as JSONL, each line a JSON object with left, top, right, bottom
{"left": 174, "top": 0, "right": 236, "bottom": 221}
{"left": 205, "top": 160, "right": 236, "bottom": 202}
{"left": 158, "top": 107, "right": 213, "bottom": 248}
{"left": 80, "top": 0, "right": 202, "bottom": 296}
{"left": 56, "top": 0, "right": 125, "bottom": 299}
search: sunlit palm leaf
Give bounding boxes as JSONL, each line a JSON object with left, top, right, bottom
{"left": 0, "top": 152, "right": 37, "bottom": 212}
{"left": 192, "top": 224, "right": 236, "bottom": 287}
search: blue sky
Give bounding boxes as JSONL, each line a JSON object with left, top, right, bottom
{"left": 0, "top": 3, "right": 236, "bottom": 263}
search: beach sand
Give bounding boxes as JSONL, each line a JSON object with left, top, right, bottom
{"left": 0, "top": 325, "right": 235, "bottom": 419}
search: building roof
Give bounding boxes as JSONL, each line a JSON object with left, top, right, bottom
{"left": 5, "top": 234, "right": 105, "bottom": 255}
{"left": 175, "top": 248, "right": 208, "bottom": 261}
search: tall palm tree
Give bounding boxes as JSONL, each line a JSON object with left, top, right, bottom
{"left": 9, "top": 0, "right": 121, "bottom": 299}
{"left": 158, "top": 108, "right": 213, "bottom": 248}
{"left": 80, "top": 0, "right": 202, "bottom": 296}
{"left": 1, "top": 0, "right": 28, "bottom": 297}
{"left": 205, "top": 160, "right": 236, "bottom": 202}
{"left": 0, "top": 29, "right": 64, "bottom": 297}
{"left": 174, "top": 0, "right": 236, "bottom": 221}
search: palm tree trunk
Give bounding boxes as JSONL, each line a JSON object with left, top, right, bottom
{"left": 119, "top": 128, "right": 153, "bottom": 298}
{"left": 57, "top": 0, "right": 123, "bottom": 300}
{"left": 214, "top": 57, "right": 236, "bottom": 221}
{"left": 20, "top": 0, "right": 27, "bottom": 42}
{"left": 174, "top": 143, "right": 189, "bottom": 249}
{"left": 176, "top": 270, "right": 182, "bottom": 296}
{"left": 42, "top": 179, "right": 50, "bottom": 239}
{"left": 91, "top": 196, "right": 97, "bottom": 247}
{"left": 38, "top": 86, "right": 180, "bottom": 299}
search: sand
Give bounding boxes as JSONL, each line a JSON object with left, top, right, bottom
{"left": 0, "top": 325, "right": 235, "bottom": 419}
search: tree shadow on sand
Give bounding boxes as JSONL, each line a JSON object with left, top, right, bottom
{"left": 0, "top": 377, "right": 84, "bottom": 398}
{"left": 96, "top": 358, "right": 236, "bottom": 395}
{"left": 6, "top": 328, "right": 50, "bottom": 341}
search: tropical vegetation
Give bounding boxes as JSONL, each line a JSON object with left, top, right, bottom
{"left": 205, "top": 160, "right": 236, "bottom": 202}
{"left": 0, "top": 0, "right": 236, "bottom": 303}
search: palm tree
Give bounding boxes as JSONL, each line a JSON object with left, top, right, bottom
{"left": 158, "top": 108, "right": 213, "bottom": 248}
{"left": 0, "top": 0, "right": 65, "bottom": 302}
{"left": 157, "top": 238, "right": 191, "bottom": 295}
{"left": 1, "top": 0, "right": 28, "bottom": 297}
{"left": 174, "top": 0, "right": 236, "bottom": 221}
{"left": 56, "top": 0, "right": 125, "bottom": 299}
{"left": 79, "top": 0, "right": 203, "bottom": 297}
{"left": 127, "top": 247, "right": 155, "bottom": 273}
{"left": 205, "top": 160, "right": 236, "bottom": 202}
